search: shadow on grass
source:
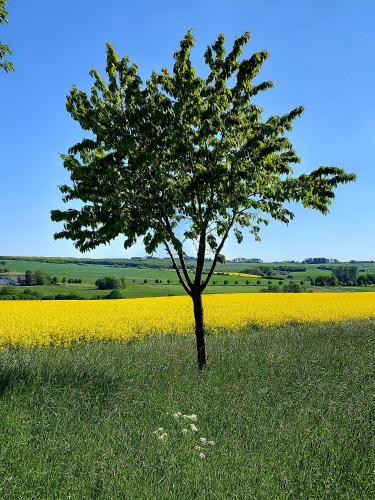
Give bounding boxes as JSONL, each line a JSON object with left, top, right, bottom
{"left": 0, "top": 347, "right": 122, "bottom": 396}
{"left": 0, "top": 362, "right": 32, "bottom": 395}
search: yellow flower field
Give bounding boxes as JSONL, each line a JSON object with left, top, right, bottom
{"left": 214, "top": 271, "right": 260, "bottom": 278}
{"left": 0, "top": 292, "right": 375, "bottom": 348}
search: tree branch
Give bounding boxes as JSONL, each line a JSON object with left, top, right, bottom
{"left": 201, "top": 213, "right": 237, "bottom": 291}
{"left": 162, "top": 216, "right": 193, "bottom": 289}
{"left": 164, "top": 242, "right": 192, "bottom": 296}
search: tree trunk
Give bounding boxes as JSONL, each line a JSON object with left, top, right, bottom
{"left": 192, "top": 292, "right": 207, "bottom": 370}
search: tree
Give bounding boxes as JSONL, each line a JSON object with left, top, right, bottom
{"left": 107, "top": 289, "right": 123, "bottom": 299}
{"left": 329, "top": 275, "right": 339, "bottom": 286}
{"left": 0, "top": 260, "right": 8, "bottom": 273}
{"left": 282, "top": 282, "right": 305, "bottom": 293}
{"left": 95, "top": 277, "right": 121, "bottom": 290}
{"left": 0, "top": 0, "right": 14, "bottom": 73}
{"left": 25, "top": 270, "right": 35, "bottom": 286}
{"left": 332, "top": 266, "right": 358, "bottom": 285}
{"left": 260, "top": 266, "right": 273, "bottom": 277}
{"left": 34, "top": 270, "right": 46, "bottom": 285}
{"left": 51, "top": 31, "right": 356, "bottom": 369}
{"left": 356, "top": 275, "right": 367, "bottom": 286}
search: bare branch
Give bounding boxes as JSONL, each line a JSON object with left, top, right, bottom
{"left": 162, "top": 216, "right": 193, "bottom": 289}
{"left": 164, "top": 242, "right": 192, "bottom": 296}
{"left": 201, "top": 212, "right": 237, "bottom": 291}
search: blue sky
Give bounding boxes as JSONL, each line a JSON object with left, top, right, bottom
{"left": 1, "top": 0, "right": 374, "bottom": 261}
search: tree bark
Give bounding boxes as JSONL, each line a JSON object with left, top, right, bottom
{"left": 192, "top": 292, "right": 207, "bottom": 370}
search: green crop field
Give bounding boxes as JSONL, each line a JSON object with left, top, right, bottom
{"left": 1, "top": 320, "right": 374, "bottom": 498}
{"left": 2, "top": 257, "right": 375, "bottom": 299}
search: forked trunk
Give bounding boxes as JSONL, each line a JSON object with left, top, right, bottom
{"left": 192, "top": 292, "right": 207, "bottom": 370}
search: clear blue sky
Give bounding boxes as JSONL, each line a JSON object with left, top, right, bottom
{"left": 1, "top": 0, "right": 374, "bottom": 261}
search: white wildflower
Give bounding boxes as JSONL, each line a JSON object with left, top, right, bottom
{"left": 198, "top": 452, "right": 206, "bottom": 459}
{"left": 208, "top": 440, "right": 215, "bottom": 446}
{"left": 194, "top": 445, "right": 201, "bottom": 450}
{"left": 173, "top": 412, "right": 182, "bottom": 418}
{"left": 190, "top": 424, "right": 198, "bottom": 432}
{"left": 200, "top": 437, "right": 207, "bottom": 444}
{"left": 183, "top": 414, "right": 197, "bottom": 421}
{"left": 182, "top": 428, "right": 188, "bottom": 433}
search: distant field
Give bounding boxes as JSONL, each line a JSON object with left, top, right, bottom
{"left": 2, "top": 258, "right": 375, "bottom": 299}
{"left": 0, "top": 259, "right": 280, "bottom": 298}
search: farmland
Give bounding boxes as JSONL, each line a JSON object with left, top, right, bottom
{"left": 2, "top": 257, "right": 375, "bottom": 299}
{"left": 1, "top": 292, "right": 375, "bottom": 348}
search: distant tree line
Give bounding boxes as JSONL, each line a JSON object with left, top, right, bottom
{"left": 239, "top": 265, "right": 306, "bottom": 278}
{"left": 272, "top": 265, "right": 306, "bottom": 273}
{"left": 310, "top": 266, "right": 375, "bottom": 287}
{"left": 261, "top": 282, "right": 308, "bottom": 293}
{"left": 24, "top": 271, "right": 82, "bottom": 286}
{"left": 303, "top": 258, "right": 339, "bottom": 264}
{"left": 0, "top": 287, "right": 124, "bottom": 300}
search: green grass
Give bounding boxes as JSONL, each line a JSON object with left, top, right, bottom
{"left": 2, "top": 281, "right": 275, "bottom": 300}
{"left": 1, "top": 320, "right": 375, "bottom": 498}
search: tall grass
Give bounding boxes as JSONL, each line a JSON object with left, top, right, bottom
{"left": 0, "top": 320, "right": 374, "bottom": 498}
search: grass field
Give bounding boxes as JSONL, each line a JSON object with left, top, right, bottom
{"left": 0, "top": 320, "right": 374, "bottom": 498}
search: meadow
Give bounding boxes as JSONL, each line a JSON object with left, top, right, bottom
{"left": 1, "top": 320, "right": 374, "bottom": 498}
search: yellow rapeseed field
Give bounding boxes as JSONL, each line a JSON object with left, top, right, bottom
{"left": 1, "top": 292, "right": 375, "bottom": 348}
{"left": 214, "top": 271, "right": 260, "bottom": 278}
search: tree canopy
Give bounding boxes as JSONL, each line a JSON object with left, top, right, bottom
{"left": 52, "top": 30, "right": 356, "bottom": 368}
{"left": 0, "top": 0, "right": 14, "bottom": 73}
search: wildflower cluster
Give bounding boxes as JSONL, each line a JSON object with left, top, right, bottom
{"left": 153, "top": 427, "right": 168, "bottom": 441}
{"left": 172, "top": 412, "right": 215, "bottom": 459}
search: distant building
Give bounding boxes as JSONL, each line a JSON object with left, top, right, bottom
{"left": 17, "top": 274, "right": 27, "bottom": 285}
{"left": 0, "top": 275, "right": 18, "bottom": 286}
{"left": 231, "top": 257, "right": 262, "bottom": 263}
